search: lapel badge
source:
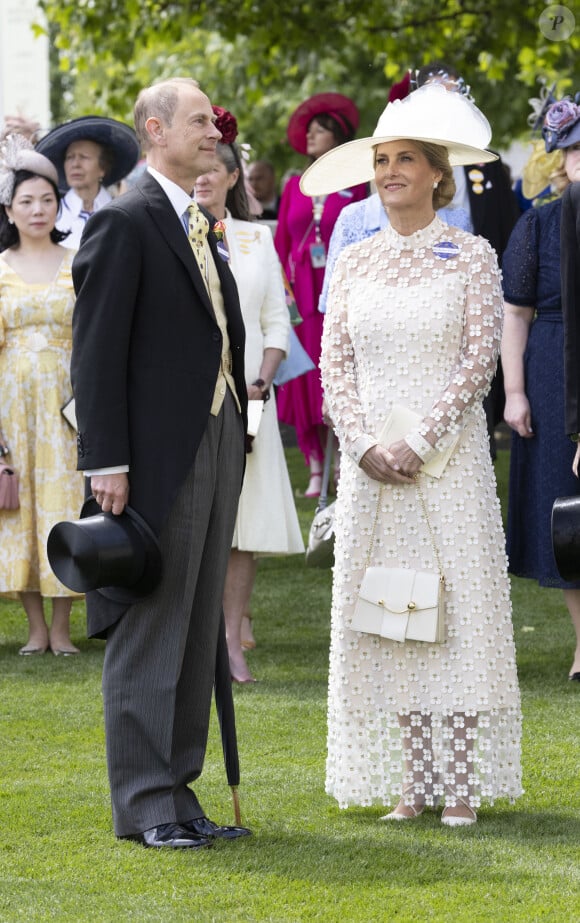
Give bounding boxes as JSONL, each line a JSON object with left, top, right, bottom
{"left": 432, "top": 241, "right": 461, "bottom": 260}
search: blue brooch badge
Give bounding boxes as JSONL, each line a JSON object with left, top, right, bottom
{"left": 433, "top": 241, "right": 461, "bottom": 260}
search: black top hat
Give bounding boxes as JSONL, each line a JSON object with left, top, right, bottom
{"left": 36, "top": 116, "right": 140, "bottom": 188}
{"left": 47, "top": 499, "right": 162, "bottom": 604}
{"left": 551, "top": 495, "right": 580, "bottom": 583}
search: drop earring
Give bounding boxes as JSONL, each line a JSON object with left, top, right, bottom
{"left": 433, "top": 181, "right": 439, "bottom": 189}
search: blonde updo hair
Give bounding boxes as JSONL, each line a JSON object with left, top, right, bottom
{"left": 415, "top": 141, "right": 456, "bottom": 208}
{"left": 374, "top": 140, "right": 455, "bottom": 209}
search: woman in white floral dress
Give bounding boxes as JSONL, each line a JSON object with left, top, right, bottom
{"left": 303, "top": 86, "right": 523, "bottom": 826}
{"left": 0, "top": 136, "right": 84, "bottom": 655}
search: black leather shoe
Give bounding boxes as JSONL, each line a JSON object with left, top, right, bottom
{"left": 183, "top": 816, "right": 252, "bottom": 840}
{"left": 569, "top": 672, "right": 580, "bottom": 682}
{"left": 121, "top": 822, "right": 212, "bottom": 849}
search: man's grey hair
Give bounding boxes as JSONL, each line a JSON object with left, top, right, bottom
{"left": 134, "top": 77, "right": 200, "bottom": 149}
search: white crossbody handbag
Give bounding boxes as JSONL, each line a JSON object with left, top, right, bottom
{"left": 351, "top": 477, "right": 445, "bottom": 644}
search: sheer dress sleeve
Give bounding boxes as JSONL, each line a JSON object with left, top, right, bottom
{"left": 408, "top": 238, "right": 504, "bottom": 461}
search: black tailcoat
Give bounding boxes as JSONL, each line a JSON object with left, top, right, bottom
{"left": 71, "top": 173, "right": 247, "bottom": 636}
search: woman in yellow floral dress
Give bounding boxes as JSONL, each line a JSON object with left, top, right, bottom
{"left": 0, "top": 136, "right": 84, "bottom": 655}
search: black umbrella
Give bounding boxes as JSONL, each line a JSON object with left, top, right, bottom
{"left": 214, "top": 613, "right": 242, "bottom": 824}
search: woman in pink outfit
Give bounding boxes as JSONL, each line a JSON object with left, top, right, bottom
{"left": 275, "top": 94, "right": 367, "bottom": 497}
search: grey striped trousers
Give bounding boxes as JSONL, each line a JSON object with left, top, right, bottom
{"left": 102, "top": 392, "right": 244, "bottom": 836}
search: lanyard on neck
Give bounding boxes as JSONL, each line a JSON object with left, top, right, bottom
{"left": 310, "top": 196, "right": 328, "bottom": 268}
{"left": 312, "top": 196, "right": 326, "bottom": 243}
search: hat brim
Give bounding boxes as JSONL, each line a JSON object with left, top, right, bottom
{"left": 546, "top": 119, "right": 580, "bottom": 152}
{"left": 36, "top": 116, "right": 140, "bottom": 189}
{"left": 80, "top": 499, "right": 162, "bottom": 604}
{"left": 300, "top": 134, "right": 498, "bottom": 197}
{"left": 287, "top": 93, "right": 360, "bottom": 155}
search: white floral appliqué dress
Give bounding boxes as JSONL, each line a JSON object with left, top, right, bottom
{"left": 321, "top": 217, "right": 522, "bottom": 811}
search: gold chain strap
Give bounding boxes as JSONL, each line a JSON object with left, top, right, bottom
{"left": 365, "top": 487, "right": 384, "bottom": 568}
{"left": 415, "top": 477, "right": 444, "bottom": 578}
{"left": 365, "top": 475, "right": 445, "bottom": 582}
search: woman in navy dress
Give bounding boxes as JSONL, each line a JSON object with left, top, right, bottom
{"left": 501, "top": 95, "right": 580, "bottom": 681}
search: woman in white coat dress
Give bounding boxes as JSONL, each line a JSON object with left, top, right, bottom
{"left": 195, "top": 109, "right": 304, "bottom": 683}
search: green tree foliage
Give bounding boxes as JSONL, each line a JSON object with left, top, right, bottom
{"left": 38, "top": 0, "right": 580, "bottom": 171}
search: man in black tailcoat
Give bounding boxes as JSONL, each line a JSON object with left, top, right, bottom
{"left": 71, "top": 77, "right": 250, "bottom": 849}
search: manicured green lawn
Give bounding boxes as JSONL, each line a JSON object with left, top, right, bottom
{"left": 0, "top": 447, "right": 578, "bottom": 922}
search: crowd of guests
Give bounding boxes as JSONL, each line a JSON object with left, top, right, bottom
{"left": 0, "top": 65, "right": 579, "bottom": 845}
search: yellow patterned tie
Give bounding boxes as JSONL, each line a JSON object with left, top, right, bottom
{"left": 187, "top": 202, "right": 209, "bottom": 278}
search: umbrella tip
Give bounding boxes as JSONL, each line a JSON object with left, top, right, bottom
{"left": 231, "top": 785, "right": 242, "bottom": 826}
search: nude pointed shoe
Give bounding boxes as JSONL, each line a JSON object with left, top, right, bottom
{"left": 379, "top": 787, "right": 425, "bottom": 821}
{"left": 441, "top": 788, "right": 477, "bottom": 827}
{"left": 380, "top": 801, "right": 425, "bottom": 821}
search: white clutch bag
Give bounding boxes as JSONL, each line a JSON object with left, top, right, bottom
{"left": 247, "top": 400, "right": 265, "bottom": 437}
{"left": 351, "top": 565, "right": 444, "bottom": 643}
{"left": 60, "top": 397, "right": 77, "bottom": 431}
{"left": 378, "top": 404, "right": 459, "bottom": 478}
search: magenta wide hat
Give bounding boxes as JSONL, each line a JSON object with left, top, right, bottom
{"left": 287, "top": 92, "right": 360, "bottom": 155}
{"left": 300, "top": 84, "right": 497, "bottom": 197}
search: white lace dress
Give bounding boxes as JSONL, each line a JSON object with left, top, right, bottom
{"left": 321, "top": 216, "right": 522, "bottom": 812}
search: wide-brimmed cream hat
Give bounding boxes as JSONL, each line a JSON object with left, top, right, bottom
{"left": 300, "top": 84, "right": 497, "bottom": 197}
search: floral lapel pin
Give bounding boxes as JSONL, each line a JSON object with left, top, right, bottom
{"left": 213, "top": 219, "right": 226, "bottom": 241}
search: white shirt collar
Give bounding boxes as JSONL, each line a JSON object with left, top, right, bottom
{"left": 63, "top": 185, "right": 111, "bottom": 218}
{"left": 147, "top": 165, "right": 193, "bottom": 222}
